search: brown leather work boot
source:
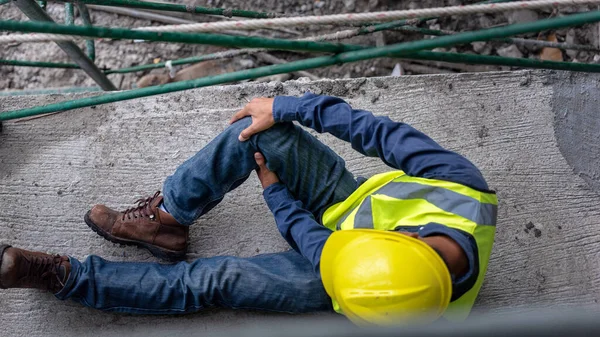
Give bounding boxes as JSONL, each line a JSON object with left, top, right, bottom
{"left": 84, "top": 191, "right": 189, "bottom": 261}
{"left": 0, "top": 245, "right": 71, "bottom": 293}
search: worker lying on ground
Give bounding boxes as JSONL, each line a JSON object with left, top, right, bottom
{"left": 0, "top": 94, "right": 497, "bottom": 325}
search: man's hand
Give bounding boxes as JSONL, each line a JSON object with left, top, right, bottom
{"left": 254, "top": 152, "right": 279, "bottom": 189}
{"left": 229, "top": 97, "right": 275, "bottom": 142}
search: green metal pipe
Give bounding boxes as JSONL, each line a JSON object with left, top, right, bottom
{"left": 414, "top": 50, "right": 600, "bottom": 72}
{"left": 4, "top": 14, "right": 600, "bottom": 122}
{"left": 4, "top": 9, "right": 600, "bottom": 57}
{"left": 0, "top": 58, "right": 80, "bottom": 68}
{"left": 104, "top": 0, "right": 515, "bottom": 75}
{"left": 0, "top": 0, "right": 12, "bottom": 5}
{"left": 5, "top": 52, "right": 592, "bottom": 98}
{"left": 103, "top": 8, "right": 600, "bottom": 75}
{"left": 36, "top": 1, "right": 46, "bottom": 11}
{"left": 76, "top": 3, "right": 96, "bottom": 61}
{"left": 0, "top": 56, "right": 337, "bottom": 121}
{"left": 0, "top": 19, "right": 361, "bottom": 54}
{"left": 50, "top": 0, "right": 277, "bottom": 19}
{"left": 398, "top": 26, "right": 600, "bottom": 53}
{"left": 106, "top": 19, "right": 412, "bottom": 74}
{"left": 64, "top": 2, "right": 74, "bottom": 25}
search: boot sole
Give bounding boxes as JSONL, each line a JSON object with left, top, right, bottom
{"left": 84, "top": 211, "right": 186, "bottom": 262}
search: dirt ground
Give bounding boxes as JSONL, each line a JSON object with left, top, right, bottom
{"left": 0, "top": 0, "right": 599, "bottom": 90}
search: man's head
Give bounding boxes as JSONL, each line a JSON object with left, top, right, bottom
{"left": 320, "top": 230, "right": 453, "bottom": 326}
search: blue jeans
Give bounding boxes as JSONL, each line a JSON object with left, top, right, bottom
{"left": 56, "top": 118, "right": 358, "bottom": 314}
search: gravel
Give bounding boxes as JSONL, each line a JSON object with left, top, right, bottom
{"left": 0, "top": 0, "right": 599, "bottom": 91}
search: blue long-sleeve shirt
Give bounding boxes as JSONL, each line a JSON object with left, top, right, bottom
{"left": 262, "top": 93, "right": 490, "bottom": 300}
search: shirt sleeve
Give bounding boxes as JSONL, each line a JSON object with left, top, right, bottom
{"left": 418, "top": 223, "right": 480, "bottom": 301}
{"left": 262, "top": 182, "right": 331, "bottom": 277}
{"left": 273, "top": 93, "right": 490, "bottom": 191}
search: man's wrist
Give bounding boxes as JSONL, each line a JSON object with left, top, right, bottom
{"left": 273, "top": 96, "right": 301, "bottom": 123}
{"left": 263, "top": 182, "right": 294, "bottom": 210}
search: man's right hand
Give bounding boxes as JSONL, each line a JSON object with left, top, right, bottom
{"left": 254, "top": 152, "right": 279, "bottom": 190}
{"left": 229, "top": 97, "right": 275, "bottom": 142}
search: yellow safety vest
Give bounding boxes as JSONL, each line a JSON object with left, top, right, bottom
{"left": 321, "top": 170, "right": 498, "bottom": 322}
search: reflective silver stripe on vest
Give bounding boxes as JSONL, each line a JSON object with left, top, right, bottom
{"left": 353, "top": 196, "right": 374, "bottom": 229}
{"left": 335, "top": 196, "right": 374, "bottom": 230}
{"left": 374, "top": 182, "right": 497, "bottom": 226}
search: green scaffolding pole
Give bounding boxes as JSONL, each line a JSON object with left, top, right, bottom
{"left": 3, "top": 10, "right": 600, "bottom": 56}
{"left": 64, "top": 2, "right": 74, "bottom": 25}
{"left": 4, "top": 9, "right": 600, "bottom": 121}
{"left": 0, "top": 19, "right": 360, "bottom": 54}
{"left": 0, "top": 59, "right": 80, "bottom": 68}
{"left": 76, "top": 3, "right": 96, "bottom": 61}
{"left": 102, "top": 0, "right": 522, "bottom": 74}
{"left": 4, "top": 43, "right": 597, "bottom": 75}
{"left": 49, "top": 0, "right": 277, "bottom": 19}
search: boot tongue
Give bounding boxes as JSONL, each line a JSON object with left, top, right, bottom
{"left": 150, "top": 195, "right": 164, "bottom": 210}
{"left": 56, "top": 258, "right": 71, "bottom": 288}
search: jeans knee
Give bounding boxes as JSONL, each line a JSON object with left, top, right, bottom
{"left": 224, "top": 117, "right": 252, "bottom": 138}
{"left": 254, "top": 122, "right": 297, "bottom": 152}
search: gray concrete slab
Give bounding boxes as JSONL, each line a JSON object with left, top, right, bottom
{"left": 1, "top": 70, "right": 600, "bottom": 336}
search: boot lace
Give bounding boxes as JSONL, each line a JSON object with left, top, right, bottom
{"left": 26, "top": 255, "right": 65, "bottom": 292}
{"left": 122, "top": 191, "right": 161, "bottom": 221}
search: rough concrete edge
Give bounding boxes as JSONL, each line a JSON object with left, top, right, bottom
{"left": 552, "top": 70, "right": 600, "bottom": 196}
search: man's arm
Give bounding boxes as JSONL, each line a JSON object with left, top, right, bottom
{"left": 231, "top": 94, "right": 489, "bottom": 191}
{"left": 254, "top": 152, "right": 328, "bottom": 276}
{"left": 274, "top": 93, "right": 489, "bottom": 191}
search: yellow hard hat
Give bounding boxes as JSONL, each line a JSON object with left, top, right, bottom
{"left": 320, "top": 229, "right": 452, "bottom": 326}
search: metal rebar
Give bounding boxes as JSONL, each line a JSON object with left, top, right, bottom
{"left": 49, "top": 0, "right": 278, "bottom": 19}
{"left": 76, "top": 3, "right": 96, "bottom": 61}
{"left": 13, "top": 0, "right": 116, "bottom": 90}
{"left": 0, "top": 58, "right": 80, "bottom": 68}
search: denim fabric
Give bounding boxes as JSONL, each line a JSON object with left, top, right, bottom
{"left": 56, "top": 251, "right": 333, "bottom": 314}
{"left": 163, "top": 117, "right": 357, "bottom": 225}
{"left": 57, "top": 118, "right": 358, "bottom": 314}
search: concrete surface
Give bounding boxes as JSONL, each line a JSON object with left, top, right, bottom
{"left": 1, "top": 70, "right": 600, "bottom": 336}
